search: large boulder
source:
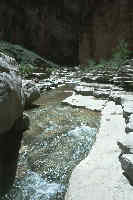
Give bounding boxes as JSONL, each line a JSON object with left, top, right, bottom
{"left": 0, "top": 52, "right": 24, "bottom": 134}
{"left": 0, "top": 52, "right": 29, "bottom": 194}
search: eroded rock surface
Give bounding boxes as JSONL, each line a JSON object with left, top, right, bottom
{"left": 0, "top": 52, "right": 24, "bottom": 133}
{"left": 0, "top": 52, "right": 29, "bottom": 195}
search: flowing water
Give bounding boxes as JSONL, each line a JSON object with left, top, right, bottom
{"left": 2, "top": 70, "right": 101, "bottom": 200}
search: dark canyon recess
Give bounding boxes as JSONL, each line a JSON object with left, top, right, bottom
{"left": 0, "top": 0, "right": 133, "bottom": 65}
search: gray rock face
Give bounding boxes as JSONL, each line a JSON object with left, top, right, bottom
{"left": 119, "top": 154, "right": 133, "bottom": 184}
{"left": 0, "top": 52, "right": 29, "bottom": 194}
{"left": 125, "top": 114, "right": 133, "bottom": 133}
{"left": 0, "top": 52, "right": 24, "bottom": 134}
{"left": 120, "top": 94, "right": 133, "bottom": 119}
{"left": 74, "top": 85, "right": 94, "bottom": 96}
{"left": 117, "top": 133, "right": 133, "bottom": 154}
{"left": 117, "top": 93, "right": 133, "bottom": 186}
{"left": 22, "top": 80, "right": 40, "bottom": 108}
{"left": 74, "top": 83, "right": 112, "bottom": 99}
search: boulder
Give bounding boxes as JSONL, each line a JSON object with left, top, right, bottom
{"left": 22, "top": 80, "right": 40, "bottom": 109}
{"left": 74, "top": 85, "right": 94, "bottom": 96}
{"left": 119, "top": 154, "right": 133, "bottom": 185}
{"left": 125, "top": 115, "right": 133, "bottom": 133}
{"left": 0, "top": 52, "right": 29, "bottom": 194}
{"left": 120, "top": 95, "right": 133, "bottom": 119}
{"left": 117, "top": 133, "right": 133, "bottom": 154}
{"left": 0, "top": 52, "right": 24, "bottom": 134}
{"left": 62, "top": 94, "right": 107, "bottom": 111}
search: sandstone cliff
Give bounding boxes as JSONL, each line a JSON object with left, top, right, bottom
{"left": 0, "top": 0, "right": 133, "bottom": 65}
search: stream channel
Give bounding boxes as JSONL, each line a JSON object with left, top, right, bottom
{"left": 2, "top": 68, "right": 105, "bottom": 200}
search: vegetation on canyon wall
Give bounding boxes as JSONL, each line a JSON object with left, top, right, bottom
{"left": 0, "top": 39, "right": 132, "bottom": 78}
{"left": 0, "top": 41, "right": 59, "bottom": 78}
{"left": 87, "top": 40, "right": 131, "bottom": 71}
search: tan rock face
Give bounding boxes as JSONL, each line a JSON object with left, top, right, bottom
{"left": 0, "top": 0, "right": 133, "bottom": 65}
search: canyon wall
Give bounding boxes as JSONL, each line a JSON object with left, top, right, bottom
{"left": 0, "top": 0, "right": 133, "bottom": 65}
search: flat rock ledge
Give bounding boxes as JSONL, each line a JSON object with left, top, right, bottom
{"left": 65, "top": 91, "right": 133, "bottom": 199}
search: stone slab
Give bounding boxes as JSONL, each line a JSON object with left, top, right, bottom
{"left": 65, "top": 102, "right": 133, "bottom": 200}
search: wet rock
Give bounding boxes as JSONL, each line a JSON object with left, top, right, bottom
{"left": 120, "top": 94, "right": 133, "bottom": 105}
{"left": 114, "top": 65, "right": 133, "bottom": 90}
{"left": 117, "top": 133, "right": 133, "bottom": 154}
{"left": 22, "top": 80, "right": 40, "bottom": 109}
{"left": 109, "top": 90, "right": 123, "bottom": 104}
{"left": 119, "top": 154, "right": 133, "bottom": 185}
{"left": 0, "top": 119, "right": 23, "bottom": 195}
{"left": 124, "top": 82, "right": 133, "bottom": 91}
{"left": 31, "top": 72, "right": 49, "bottom": 80}
{"left": 36, "top": 79, "right": 60, "bottom": 92}
{"left": 74, "top": 83, "right": 113, "bottom": 99}
{"left": 93, "top": 88, "right": 110, "bottom": 99}
{"left": 122, "top": 102, "right": 133, "bottom": 119}
{"left": 76, "top": 82, "right": 112, "bottom": 89}
{"left": 81, "top": 68, "right": 116, "bottom": 85}
{"left": 81, "top": 74, "right": 110, "bottom": 84}
{"left": 62, "top": 94, "right": 107, "bottom": 111}
{"left": 74, "top": 85, "right": 94, "bottom": 96}
{"left": 14, "top": 113, "right": 30, "bottom": 133}
{"left": 81, "top": 64, "right": 133, "bottom": 92}
{"left": 120, "top": 95, "right": 133, "bottom": 119}
{"left": 125, "top": 115, "right": 133, "bottom": 133}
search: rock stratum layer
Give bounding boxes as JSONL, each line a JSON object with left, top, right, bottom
{"left": 0, "top": 0, "right": 133, "bottom": 64}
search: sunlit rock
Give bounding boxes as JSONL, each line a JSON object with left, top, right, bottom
{"left": 74, "top": 85, "right": 94, "bottom": 96}
{"left": 63, "top": 94, "right": 107, "bottom": 111}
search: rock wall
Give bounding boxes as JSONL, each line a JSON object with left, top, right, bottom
{"left": 0, "top": 0, "right": 133, "bottom": 65}
{"left": 79, "top": 0, "right": 133, "bottom": 64}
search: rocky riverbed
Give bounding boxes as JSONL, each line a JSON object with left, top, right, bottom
{"left": 1, "top": 48, "right": 133, "bottom": 199}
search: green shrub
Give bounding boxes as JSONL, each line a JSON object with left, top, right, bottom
{"left": 86, "top": 40, "right": 131, "bottom": 70}
{"left": 87, "top": 59, "right": 96, "bottom": 68}
{"left": 19, "top": 63, "right": 35, "bottom": 77}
